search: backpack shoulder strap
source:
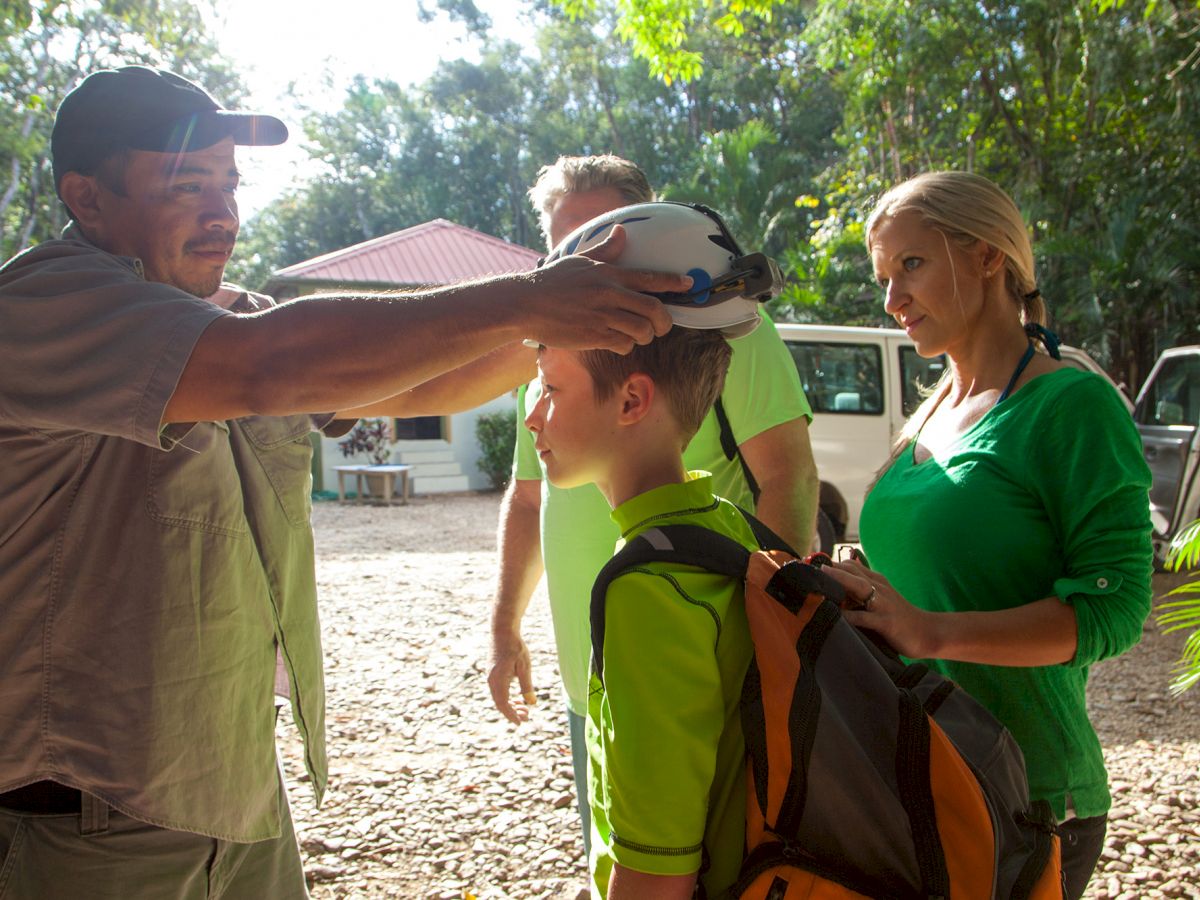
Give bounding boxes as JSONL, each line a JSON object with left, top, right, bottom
{"left": 732, "top": 504, "right": 797, "bottom": 556}
{"left": 714, "top": 396, "right": 761, "bottom": 504}
{"left": 589, "top": 522, "right": 843, "bottom": 683}
{"left": 590, "top": 524, "right": 752, "bottom": 684}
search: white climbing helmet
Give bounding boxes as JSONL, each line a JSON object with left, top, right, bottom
{"left": 544, "top": 201, "right": 782, "bottom": 339}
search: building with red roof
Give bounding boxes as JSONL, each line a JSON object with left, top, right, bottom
{"left": 264, "top": 218, "right": 541, "bottom": 300}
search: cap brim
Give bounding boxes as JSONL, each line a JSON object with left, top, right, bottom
{"left": 138, "top": 110, "right": 288, "bottom": 154}
{"left": 216, "top": 110, "right": 289, "bottom": 146}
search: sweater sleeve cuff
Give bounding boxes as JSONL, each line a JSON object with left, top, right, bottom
{"left": 1053, "top": 571, "right": 1124, "bottom": 604}
{"left": 1055, "top": 572, "right": 1134, "bottom": 668}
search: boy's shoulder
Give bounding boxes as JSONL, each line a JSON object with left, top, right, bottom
{"left": 599, "top": 493, "right": 753, "bottom": 632}
{"left": 612, "top": 476, "right": 754, "bottom": 546}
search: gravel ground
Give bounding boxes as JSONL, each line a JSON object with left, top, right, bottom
{"left": 279, "top": 492, "right": 1200, "bottom": 899}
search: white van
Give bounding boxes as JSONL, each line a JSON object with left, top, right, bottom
{"left": 776, "top": 324, "right": 1130, "bottom": 549}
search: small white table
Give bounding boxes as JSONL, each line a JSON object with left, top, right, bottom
{"left": 333, "top": 464, "right": 414, "bottom": 506}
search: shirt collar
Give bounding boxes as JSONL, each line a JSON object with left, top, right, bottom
{"left": 611, "top": 471, "right": 717, "bottom": 539}
{"left": 60, "top": 221, "right": 145, "bottom": 279}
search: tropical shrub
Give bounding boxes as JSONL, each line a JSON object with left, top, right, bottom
{"left": 475, "top": 408, "right": 517, "bottom": 491}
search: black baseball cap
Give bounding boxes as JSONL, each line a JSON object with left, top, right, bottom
{"left": 51, "top": 65, "right": 288, "bottom": 194}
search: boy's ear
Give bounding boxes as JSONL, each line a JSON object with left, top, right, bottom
{"left": 616, "top": 373, "right": 655, "bottom": 425}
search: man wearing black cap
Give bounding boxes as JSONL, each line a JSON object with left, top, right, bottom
{"left": 0, "top": 65, "right": 686, "bottom": 897}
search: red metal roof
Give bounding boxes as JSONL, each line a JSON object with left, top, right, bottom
{"left": 271, "top": 219, "right": 541, "bottom": 287}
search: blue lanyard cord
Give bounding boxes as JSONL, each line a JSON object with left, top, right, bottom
{"left": 1025, "top": 322, "right": 1062, "bottom": 360}
{"left": 995, "top": 324, "right": 1062, "bottom": 407}
{"left": 996, "top": 342, "right": 1037, "bottom": 406}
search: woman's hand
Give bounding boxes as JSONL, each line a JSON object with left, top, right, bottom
{"left": 823, "top": 560, "right": 1080, "bottom": 666}
{"left": 823, "top": 560, "right": 940, "bottom": 659}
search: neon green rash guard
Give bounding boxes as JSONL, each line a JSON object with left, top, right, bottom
{"left": 587, "top": 474, "right": 758, "bottom": 897}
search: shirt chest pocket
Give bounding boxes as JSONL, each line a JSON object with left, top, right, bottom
{"left": 146, "top": 421, "right": 249, "bottom": 537}
{"left": 234, "top": 414, "right": 316, "bottom": 528}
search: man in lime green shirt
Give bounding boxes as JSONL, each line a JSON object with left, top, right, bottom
{"left": 487, "top": 156, "right": 816, "bottom": 862}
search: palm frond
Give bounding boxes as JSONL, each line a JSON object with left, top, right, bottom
{"left": 1156, "top": 518, "right": 1200, "bottom": 693}
{"left": 1166, "top": 519, "right": 1200, "bottom": 571}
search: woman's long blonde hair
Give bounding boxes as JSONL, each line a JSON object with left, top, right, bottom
{"left": 866, "top": 172, "right": 1047, "bottom": 479}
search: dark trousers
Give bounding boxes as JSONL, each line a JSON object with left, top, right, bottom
{"left": 1058, "top": 814, "right": 1108, "bottom": 900}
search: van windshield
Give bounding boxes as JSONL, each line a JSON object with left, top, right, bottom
{"left": 787, "top": 342, "right": 883, "bottom": 415}
{"left": 1137, "top": 354, "right": 1200, "bottom": 428}
{"left": 899, "top": 348, "right": 946, "bottom": 417}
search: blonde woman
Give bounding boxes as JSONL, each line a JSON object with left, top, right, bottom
{"left": 827, "top": 171, "right": 1152, "bottom": 899}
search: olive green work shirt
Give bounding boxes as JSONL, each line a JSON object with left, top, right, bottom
{"left": 0, "top": 227, "right": 332, "bottom": 841}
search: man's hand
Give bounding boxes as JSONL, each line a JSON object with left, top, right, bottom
{"left": 523, "top": 225, "right": 684, "bottom": 354}
{"left": 489, "top": 626, "right": 536, "bottom": 725}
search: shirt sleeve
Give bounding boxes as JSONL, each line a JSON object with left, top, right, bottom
{"left": 512, "top": 382, "right": 543, "bottom": 481}
{"left": 1035, "top": 375, "right": 1153, "bottom": 668}
{"left": 0, "top": 244, "right": 227, "bottom": 448}
{"left": 597, "top": 568, "right": 726, "bottom": 876}
{"left": 312, "top": 414, "right": 358, "bottom": 438}
{"left": 722, "top": 311, "right": 813, "bottom": 445}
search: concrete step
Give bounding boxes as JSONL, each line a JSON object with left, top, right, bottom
{"left": 396, "top": 449, "right": 457, "bottom": 465}
{"left": 413, "top": 474, "right": 470, "bottom": 494}
{"left": 408, "top": 462, "right": 464, "bottom": 478}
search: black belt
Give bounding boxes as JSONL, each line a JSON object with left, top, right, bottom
{"left": 0, "top": 780, "right": 83, "bottom": 814}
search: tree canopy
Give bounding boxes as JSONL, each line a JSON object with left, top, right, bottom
{"left": 4, "top": 0, "right": 1197, "bottom": 389}
{"left": 0, "top": 0, "right": 241, "bottom": 260}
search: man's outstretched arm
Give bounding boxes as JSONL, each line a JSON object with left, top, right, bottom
{"left": 164, "top": 228, "right": 683, "bottom": 424}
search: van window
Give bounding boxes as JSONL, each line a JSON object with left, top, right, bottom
{"left": 787, "top": 342, "right": 883, "bottom": 415}
{"left": 899, "top": 348, "right": 947, "bottom": 417}
{"left": 1136, "top": 354, "right": 1200, "bottom": 427}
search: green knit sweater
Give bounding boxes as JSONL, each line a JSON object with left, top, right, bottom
{"left": 861, "top": 368, "right": 1152, "bottom": 819}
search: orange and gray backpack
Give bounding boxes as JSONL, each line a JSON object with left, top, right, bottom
{"left": 590, "top": 513, "right": 1064, "bottom": 900}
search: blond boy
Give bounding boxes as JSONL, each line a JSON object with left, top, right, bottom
{"left": 524, "top": 328, "right": 758, "bottom": 899}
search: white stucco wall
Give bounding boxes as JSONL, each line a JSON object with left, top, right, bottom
{"left": 318, "top": 391, "right": 519, "bottom": 494}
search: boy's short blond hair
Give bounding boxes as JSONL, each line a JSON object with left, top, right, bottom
{"left": 578, "top": 328, "right": 732, "bottom": 442}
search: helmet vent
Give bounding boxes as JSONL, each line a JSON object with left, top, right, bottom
{"left": 707, "top": 233, "right": 738, "bottom": 254}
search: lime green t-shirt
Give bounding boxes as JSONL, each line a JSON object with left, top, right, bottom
{"left": 860, "top": 369, "right": 1152, "bottom": 819}
{"left": 587, "top": 474, "right": 756, "bottom": 897}
{"left": 513, "top": 312, "right": 810, "bottom": 714}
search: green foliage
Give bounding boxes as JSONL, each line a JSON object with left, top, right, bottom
{"left": 1, "top": 0, "right": 37, "bottom": 31}
{"left": 665, "top": 119, "right": 811, "bottom": 258}
{"left": 558, "top": 0, "right": 783, "bottom": 83}
{"left": 790, "top": 0, "right": 1200, "bottom": 385}
{"left": 0, "top": 0, "right": 240, "bottom": 260}
{"left": 231, "top": 0, "right": 839, "bottom": 290}
{"left": 1160, "top": 520, "right": 1200, "bottom": 694}
{"left": 573, "top": 0, "right": 1200, "bottom": 387}
{"left": 474, "top": 408, "right": 517, "bottom": 491}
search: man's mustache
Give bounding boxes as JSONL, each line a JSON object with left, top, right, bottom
{"left": 185, "top": 234, "right": 237, "bottom": 254}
